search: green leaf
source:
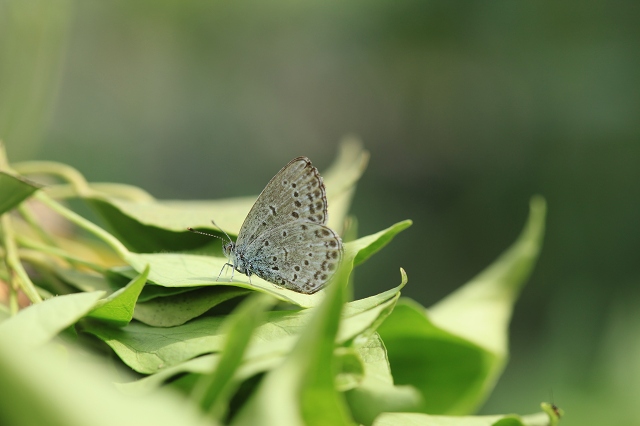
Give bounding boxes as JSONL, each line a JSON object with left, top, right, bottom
{"left": 377, "top": 197, "right": 547, "bottom": 415}
{"left": 118, "top": 352, "right": 283, "bottom": 396}
{"left": 124, "top": 251, "right": 323, "bottom": 308}
{"left": 83, "top": 276, "right": 404, "bottom": 374}
{"left": 191, "top": 294, "right": 275, "bottom": 420}
{"left": 134, "top": 286, "right": 250, "bottom": 327}
{"left": 346, "top": 333, "right": 423, "bottom": 426}
{"left": 0, "top": 171, "right": 41, "bottom": 215}
{"left": 334, "top": 347, "right": 366, "bottom": 391}
{"left": 350, "top": 220, "right": 412, "bottom": 266}
{"left": 428, "top": 196, "right": 547, "bottom": 354}
{"left": 0, "top": 339, "right": 214, "bottom": 426}
{"left": 0, "top": 292, "right": 104, "bottom": 347}
{"left": 372, "top": 412, "right": 551, "bottom": 426}
{"left": 108, "top": 266, "right": 198, "bottom": 301}
{"left": 84, "top": 140, "right": 368, "bottom": 252}
{"left": 232, "top": 257, "right": 354, "bottom": 426}
{"left": 87, "top": 265, "right": 149, "bottom": 326}
{"left": 122, "top": 220, "right": 411, "bottom": 309}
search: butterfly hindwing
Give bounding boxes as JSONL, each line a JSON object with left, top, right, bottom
{"left": 240, "top": 222, "right": 342, "bottom": 294}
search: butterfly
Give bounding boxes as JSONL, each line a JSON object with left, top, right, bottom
{"left": 189, "top": 157, "right": 343, "bottom": 294}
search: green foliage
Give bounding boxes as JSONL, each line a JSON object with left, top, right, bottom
{"left": 0, "top": 143, "right": 559, "bottom": 425}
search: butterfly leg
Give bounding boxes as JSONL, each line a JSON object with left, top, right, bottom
{"left": 217, "top": 262, "right": 234, "bottom": 281}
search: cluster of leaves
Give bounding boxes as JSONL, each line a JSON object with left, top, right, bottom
{"left": 0, "top": 141, "right": 561, "bottom": 425}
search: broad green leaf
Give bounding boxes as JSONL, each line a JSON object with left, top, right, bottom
{"left": 108, "top": 266, "right": 198, "bottom": 301}
{"left": 0, "top": 339, "right": 213, "bottom": 426}
{"left": 83, "top": 278, "right": 403, "bottom": 374}
{"left": 87, "top": 265, "right": 148, "bottom": 326}
{"left": 0, "top": 171, "right": 41, "bottom": 214}
{"left": 122, "top": 220, "right": 410, "bottom": 309}
{"left": 372, "top": 412, "right": 553, "bottom": 426}
{"left": 429, "top": 196, "right": 547, "bottom": 354}
{"left": 134, "top": 286, "right": 250, "bottom": 327}
{"left": 377, "top": 197, "right": 546, "bottom": 415}
{"left": 84, "top": 140, "right": 368, "bottom": 252}
{"left": 124, "top": 251, "right": 323, "bottom": 308}
{"left": 232, "top": 258, "right": 354, "bottom": 426}
{"left": 192, "top": 294, "right": 275, "bottom": 420}
{"left": 0, "top": 292, "right": 104, "bottom": 347}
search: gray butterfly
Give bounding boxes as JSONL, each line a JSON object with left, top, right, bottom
{"left": 189, "top": 157, "right": 343, "bottom": 294}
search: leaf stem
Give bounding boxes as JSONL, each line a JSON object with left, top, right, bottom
{"left": 1, "top": 214, "right": 43, "bottom": 304}
{"left": 17, "top": 236, "right": 107, "bottom": 273}
{"left": 12, "top": 161, "right": 92, "bottom": 196}
{"left": 34, "top": 192, "right": 130, "bottom": 260}
{"left": 16, "top": 203, "right": 59, "bottom": 247}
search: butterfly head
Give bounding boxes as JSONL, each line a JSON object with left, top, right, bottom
{"left": 222, "top": 240, "right": 236, "bottom": 260}
{"left": 187, "top": 219, "right": 235, "bottom": 260}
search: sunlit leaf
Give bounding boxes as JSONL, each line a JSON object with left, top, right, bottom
{"left": 83, "top": 277, "right": 404, "bottom": 374}
{"left": 122, "top": 220, "right": 410, "bottom": 309}
{"left": 0, "top": 292, "right": 104, "bottom": 347}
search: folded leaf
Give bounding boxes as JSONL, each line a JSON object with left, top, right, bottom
{"left": 378, "top": 197, "right": 546, "bottom": 415}
{"left": 0, "top": 171, "right": 41, "bottom": 215}
{"left": 87, "top": 265, "right": 149, "bottom": 326}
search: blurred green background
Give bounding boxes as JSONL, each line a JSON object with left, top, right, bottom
{"left": 2, "top": 1, "right": 639, "bottom": 424}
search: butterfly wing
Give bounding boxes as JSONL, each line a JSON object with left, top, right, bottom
{"left": 240, "top": 221, "right": 343, "bottom": 294}
{"left": 235, "top": 157, "right": 328, "bottom": 249}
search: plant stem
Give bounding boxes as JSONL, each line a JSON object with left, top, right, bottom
{"left": 34, "top": 192, "right": 130, "bottom": 259}
{"left": 17, "top": 236, "right": 106, "bottom": 273}
{"left": 11, "top": 161, "right": 92, "bottom": 195}
{"left": 17, "top": 204, "right": 59, "bottom": 247}
{"left": 1, "top": 214, "right": 43, "bottom": 304}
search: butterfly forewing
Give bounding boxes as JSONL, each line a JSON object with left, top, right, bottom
{"left": 235, "top": 157, "right": 328, "bottom": 249}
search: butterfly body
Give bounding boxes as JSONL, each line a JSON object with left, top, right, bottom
{"left": 219, "top": 157, "right": 343, "bottom": 294}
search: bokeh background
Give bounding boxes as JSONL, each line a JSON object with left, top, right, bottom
{"left": 2, "top": 1, "right": 639, "bottom": 424}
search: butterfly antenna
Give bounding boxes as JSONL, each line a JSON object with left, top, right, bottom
{"left": 187, "top": 227, "right": 226, "bottom": 242}
{"left": 210, "top": 218, "right": 232, "bottom": 243}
